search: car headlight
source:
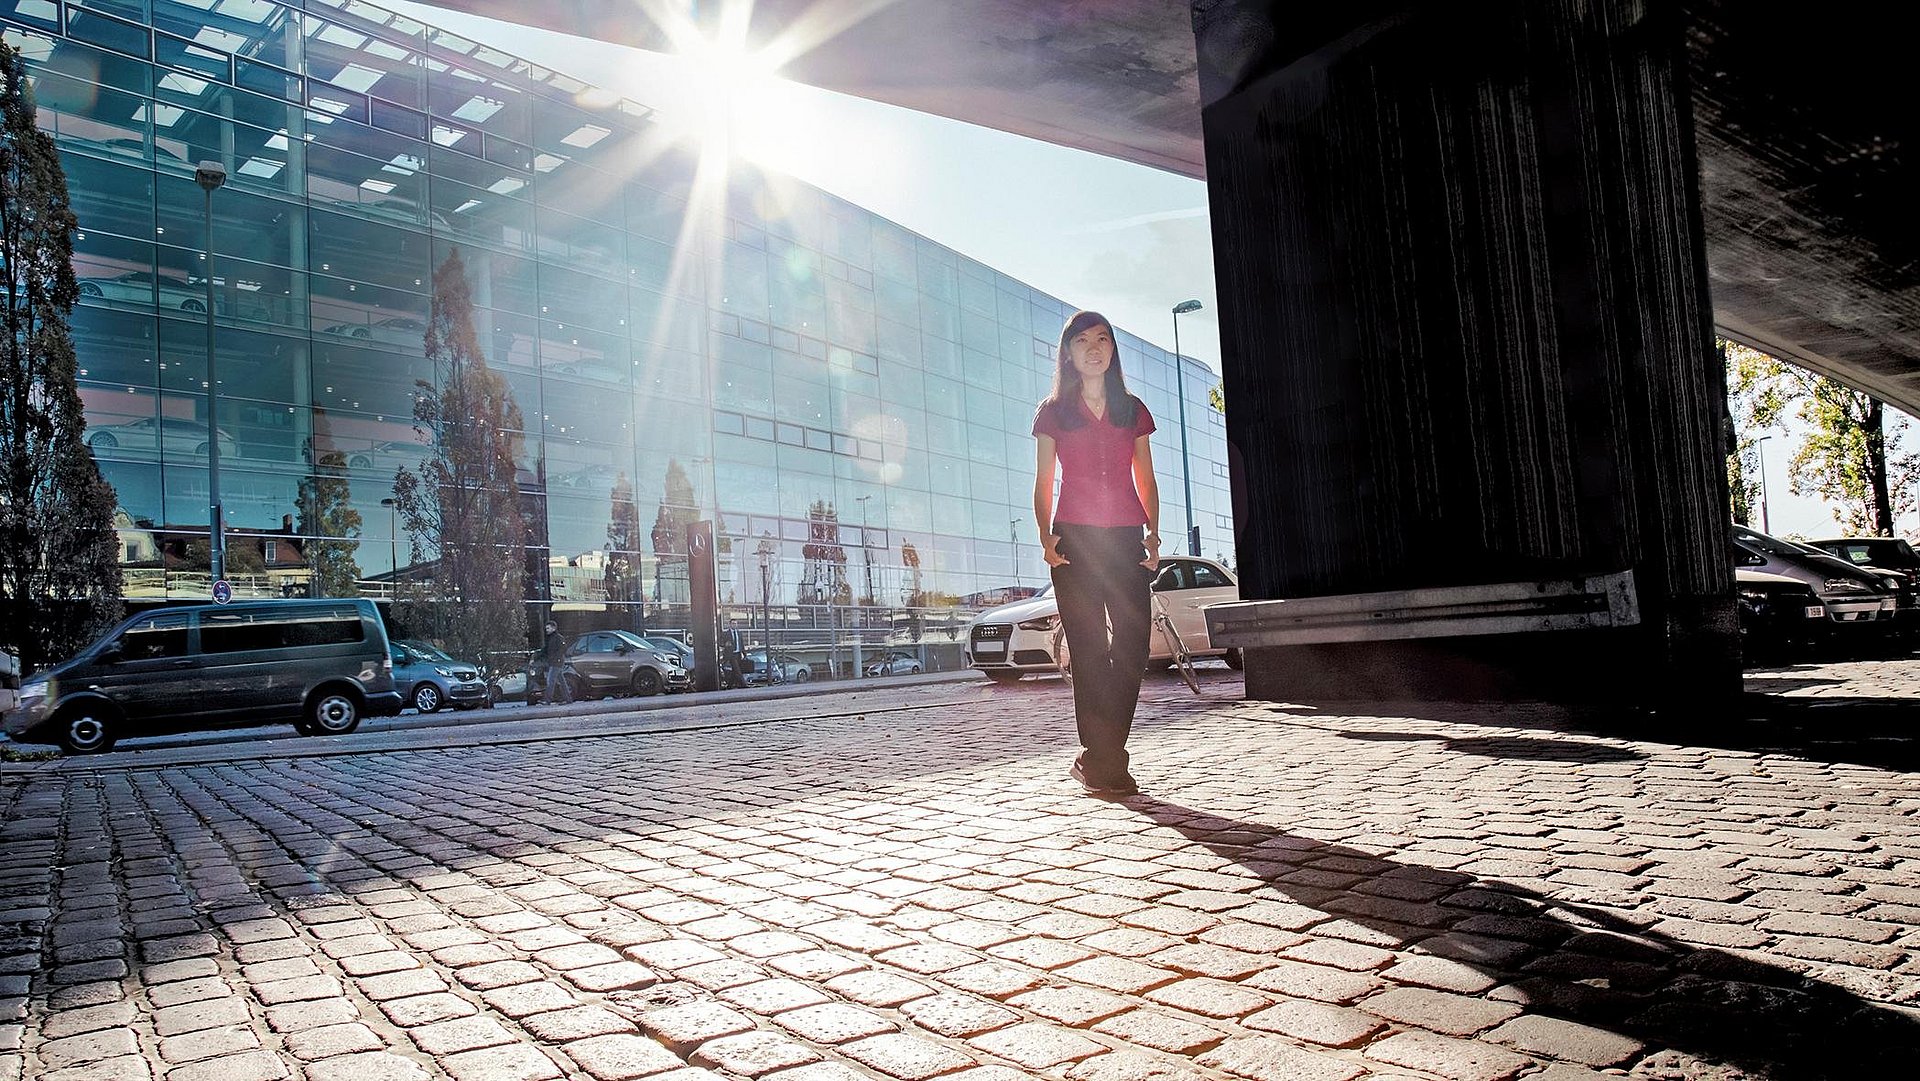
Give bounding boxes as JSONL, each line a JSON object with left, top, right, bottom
{"left": 1823, "top": 579, "right": 1870, "bottom": 594}
{"left": 1017, "top": 615, "right": 1058, "bottom": 631}
{"left": 18, "top": 683, "right": 46, "bottom": 703}
{"left": 1884, "top": 577, "right": 1902, "bottom": 591}
{"left": 433, "top": 666, "right": 454, "bottom": 677}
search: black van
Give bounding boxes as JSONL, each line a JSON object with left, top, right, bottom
{"left": 2, "top": 599, "right": 403, "bottom": 754}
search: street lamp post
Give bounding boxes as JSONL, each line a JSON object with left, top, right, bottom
{"left": 1010, "top": 518, "right": 1021, "bottom": 588}
{"left": 854, "top": 494, "right": 874, "bottom": 612}
{"left": 756, "top": 532, "right": 775, "bottom": 659}
{"left": 1171, "top": 299, "right": 1203, "bottom": 556}
{"left": 197, "top": 161, "right": 228, "bottom": 586}
{"left": 380, "top": 498, "right": 398, "bottom": 590}
{"left": 1754, "top": 434, "right": 1773, "bottom": 534}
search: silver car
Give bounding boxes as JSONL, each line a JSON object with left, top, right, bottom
{"left": 1731, "top": 524, "right": 1895, "bottom": 627}
{"left": 87, "top": 416, "right": 239, "bottom": 459}
{"left": 78, "top": 270, "right": 207, "bottom": 312}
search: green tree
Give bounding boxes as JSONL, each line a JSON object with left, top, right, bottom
{"left": 391, "top": 248, "right": 527, "bottom": 660}
{"left": 604, "top": 469, "right": 643, "bottom": 618}
{"left": 1730, "top": 340, "right": 1919, "bottom": 536}
{"left": 1208, "top": 382, "right": 1225, "bottom": 414}
{"left": 0, "top": 41, "right": 122, "bottom": 673}
{"left": 297, "top": 446, "right": 362, "bottom": 596}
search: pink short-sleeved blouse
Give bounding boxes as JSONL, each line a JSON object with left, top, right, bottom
{"left": 1033, "top": 396, "right": 1156, "bottom": 528}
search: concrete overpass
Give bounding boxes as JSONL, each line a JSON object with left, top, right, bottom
{"left": 433, "top": 0, "right": 1917, "bottom": 419}
{"left": 429, "top": 1, "right": 1916, "bottom": 706}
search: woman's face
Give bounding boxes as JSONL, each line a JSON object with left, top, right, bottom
{"left": 1067, "top": 324, "right": 1114, "bottom": 383}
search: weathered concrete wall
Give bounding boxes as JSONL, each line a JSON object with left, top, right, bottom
{"left": 1192, "top": 0, "right": 1739, "bottom": 704}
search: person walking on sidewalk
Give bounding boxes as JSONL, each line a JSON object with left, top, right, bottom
{"left": 542, "top": 620, "right": 574, "bottom": 705}
{"left": 1032, "top": 310, "right": 1160, "bottom": 796}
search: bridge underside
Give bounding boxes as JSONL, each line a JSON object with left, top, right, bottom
{"left": 428, "top": 1, "right": 1912, "bottom": 707}
{"left": 434, "top": 0, "right": 1916, "bottom": 416}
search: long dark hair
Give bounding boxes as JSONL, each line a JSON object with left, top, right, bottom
{"left": 1041, "top": 310, "right": 1137, "bottom": 431}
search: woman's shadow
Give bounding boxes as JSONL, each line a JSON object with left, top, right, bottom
{"left": 1124, "top": 798, "right": 1916, "bottom": 1078}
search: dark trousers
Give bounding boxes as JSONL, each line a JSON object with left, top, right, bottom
{"left": 1052, "top": 523, "right": 1152, "bottom": 783}
{"left": 546, "top": 661, "right": 573, "bottom": 704}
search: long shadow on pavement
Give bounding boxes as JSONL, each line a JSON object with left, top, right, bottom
{"left": 1132, "top": 798, "right": 1918, "bottom": 1080}
{"left": 1247, "top": 695, "right": 1920, "bottom": 773}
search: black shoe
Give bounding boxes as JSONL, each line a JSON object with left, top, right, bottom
{"left": 1070, "top": 758, "right": 1140, "bottom": 797}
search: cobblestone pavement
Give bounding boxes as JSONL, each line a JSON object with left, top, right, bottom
{"left": 2, "top": 667, "right": 1918, "bottom": 1081}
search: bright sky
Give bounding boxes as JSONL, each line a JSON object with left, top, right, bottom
{"left": 385, "top": 1, "right": 1224, "bottom": 376}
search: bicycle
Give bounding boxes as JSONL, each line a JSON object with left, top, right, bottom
{"left": 1050, "top": 591, "right": 1201, "bottom": 695}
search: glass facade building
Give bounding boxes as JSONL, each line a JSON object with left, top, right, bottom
{"left": 2, "top": 0, "right": 1233, "bottom": 672}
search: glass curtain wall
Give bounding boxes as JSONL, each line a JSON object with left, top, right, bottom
{"left": 2, "top": 0, "right": 1234, "bottom": 676}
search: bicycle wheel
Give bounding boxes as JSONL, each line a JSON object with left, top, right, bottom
{"left": 1155, "top": 612, "right": 1201, "bottom": 694}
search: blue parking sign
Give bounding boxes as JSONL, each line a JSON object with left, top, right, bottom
{"left": 212, "top": 579, "right": 232, "bottom": 604}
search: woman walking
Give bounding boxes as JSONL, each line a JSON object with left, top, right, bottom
{"left": 1032, "top": 310, "right": 1160, "bottom": 796}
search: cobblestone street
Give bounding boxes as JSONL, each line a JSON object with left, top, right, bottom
{"left": 3, "top": 667, "right": 1918, "bottom": 1081}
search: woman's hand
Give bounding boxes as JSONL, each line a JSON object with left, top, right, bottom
{"left": 1140, "top": 531, "right": 1161, "bottom": 571}
{"left": 1043, "top": 536, "right": 1070, "bottom": 567}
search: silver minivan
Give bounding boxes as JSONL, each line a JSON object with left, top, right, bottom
{"left": 1731, "top": 525, "right": 1896, "bottom": 628}
{"left": 3, "top": 599, "right": 403, "bottom": 754}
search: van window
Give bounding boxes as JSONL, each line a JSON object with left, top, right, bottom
{"left": 122, "top": 613, "right": 191, "bottom": 660}
{"left": 200, "top": 607, "right": 365, "bottom": 653}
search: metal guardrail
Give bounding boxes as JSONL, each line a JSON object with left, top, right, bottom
{"left": 1204, "top": 571, "right": 1640, "bottom": 647}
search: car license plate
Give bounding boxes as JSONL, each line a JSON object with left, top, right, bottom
{"left": 975, "top": 641, "right": 1005, "bottom": 656}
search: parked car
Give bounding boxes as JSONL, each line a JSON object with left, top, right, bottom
{"left": 1, "top": 599, "right": 403, "bottom": 754}
{"left": 390, "top": 640, "right": 487, "bottom": 713}
{"left": 344, "top": 438, "right": 430, "bottom": 472}
{"left": 78, "top": 270, "right": 207, "bottom": 312}
{"left": 864, "top": 651, "right": 922, "bottom": 677}
{"left": 1735, "top": 568, "right": 1829, "bottom": 659}
{"left": 319, "top": 315, "right": 427, "bottom": 347}
{"left": 86, "top": 416, "right": 239, "bottom": 459}
{"left": 0, "top": 649, "right": 17, "bottom": 716}
{"left": 637, "top": 635, "right": 694, "bottom": 671}
{"left": 1731, "top": 525, "right": 1896, "bottom": 642}
{"left": 1807, "top": 536, "right": 1920, "bottom": 631}
{"left": 530, "top": 630, "right": 690, "bottom": 701}
{"left": 742, "top": 649, "right": 811, "bottom": 685}
{"left": 965, "top": 556, "right": 1243, "bottom": 684}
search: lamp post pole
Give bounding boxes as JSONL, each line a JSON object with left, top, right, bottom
{"left": 1171, "top": 299, "right": 1202, "bottom": 555}
{"left": 197, "top": 161, "right": 229, "bottom": 587}
{"left": 854, "top": 494, "right": 873, "bottom": 614}
{"left": 380, "top": 498, "right": 398, "bottom": 590}
{"left": 1010, "top": 518, "right": 1021, "bottom": 588}
{"left": 757, "top": 532, "right": 774, "bottom": 662}
{"left": 1754, "top": 434, "right": 1773, "bottom": 534}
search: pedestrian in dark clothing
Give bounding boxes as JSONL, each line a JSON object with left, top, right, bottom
{"left": 543, "top": 620, "right": 573, "bottom": 704}
{"left": 1032, "top": 310, "right": 1160, "bottom": 796}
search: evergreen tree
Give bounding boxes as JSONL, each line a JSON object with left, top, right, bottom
{"left": 0, "top": 42, "right": 122, "bottom": 673}
{"left": 604, "top": 470, "right": 643, "bottom": 619}
{"left": 391, "top": 247, "right": 527, "bottom": 661}
{"left": 297, "top": 445, "right": 362, "bottom": 597}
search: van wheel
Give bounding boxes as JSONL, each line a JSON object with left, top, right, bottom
{"left": 412, "top": 683, "right": 443, "bottom": 713}
{"left": 307, "top": 689, "right": 362, "bottom": 735}
{"left": 54, "top": 703, "right": 117, "bottom": 754}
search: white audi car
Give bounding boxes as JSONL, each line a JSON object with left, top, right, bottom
{"left": 966, "top": 555, "right": 1244, "bottom": 684}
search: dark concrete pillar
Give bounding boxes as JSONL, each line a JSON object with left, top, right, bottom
{"left": 1192, "top": 0, "right": 1739, "bottom": 704}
